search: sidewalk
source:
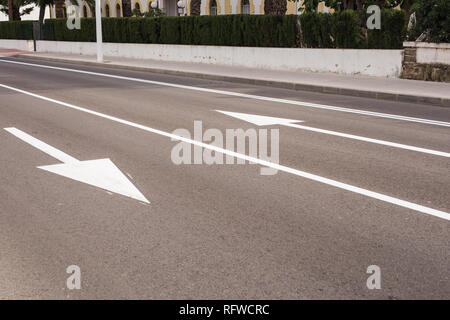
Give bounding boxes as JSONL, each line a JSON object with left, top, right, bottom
{"left": 11, "top": 51, "right": 450, "bottom": 107}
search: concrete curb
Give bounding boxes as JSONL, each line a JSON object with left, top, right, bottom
{"left": 15, "top": 54, "right": 450, "bottom": 108}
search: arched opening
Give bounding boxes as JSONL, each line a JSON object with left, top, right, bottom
{"left": 83, "top": 5, "right": 88, "bottom": 17}
{"left": 210, "top": 0, "right": 217, "bottom": 15}
{"left": 105, "top": 4, "right": 110, "bottom": 17}
{"left": 116, "top": 3, "right": 121, "bottom": 17}
{"left": 134, "top": 2, "right": 140, "bottom": 12}
{"left": 62, "top": 5, "right": 67, "bottom": 18}
{"left": 190, "top": 0, "right": 200, "bottom": 16}
{"left": 241, "top": 0, "right": 250, "bottom": 14}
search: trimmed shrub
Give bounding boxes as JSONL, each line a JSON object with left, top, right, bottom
{"left": 1, "top": 11, "right": 408, "bottom": 49}
{"left": 367, "top": 9, "right": 407, "bottom": 49}
{"left": 0, "top": 21, "right": 34, "bottom": 40}
{"left": 299, "top": 12, "right": 333, "bottom": 48}
{"left": 299, "top": 9, "right": 406, "bottom": 49}
{"left": 40, "top": 15, "right": 299, "bottom": 48}
{"left": 332, "top": 10, "right": 362, "bottom": 49}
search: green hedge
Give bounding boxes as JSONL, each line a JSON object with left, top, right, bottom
{"left": 299, "top": 9, "right": 407, "bottom": 49}
{"left": 1, "top": 11, "right": 407, "bottom": 49}
{"left": 366, "top": 9, "right": 407, "bottom": 49}
{"left": 0, "top": 21, "right": 34, "bottom": 40}
{"left": 42, "top": 15, "right": 299, "bottom": 48}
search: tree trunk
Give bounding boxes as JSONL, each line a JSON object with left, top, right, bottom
{"left": 39, "top": 5, "right": 46, "bottom": 23}
{"left": 12, "top": 4, "right": 21, "bottom": 20}
{"left": 55, "top": 0, "right": 65, "bottom": 18}
{"left": 401, "top": 2, "right": 412, "bottom": 14}
{"left": 190, "top": 0, "right": 201, "bottom": 15}
{"left": 122, "top": 0, "right": 132, "bottom": 17}
{"left": 8, "top": 0, "right": 13, "bottom": 20}
{"left": 264, "top": 0, "right": 287, "bottom": 15}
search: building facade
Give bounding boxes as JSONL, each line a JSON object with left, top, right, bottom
{"left": 49, "top": 0, "right": 331, "bottom": 18}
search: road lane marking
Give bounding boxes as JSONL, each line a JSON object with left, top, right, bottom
{"left": 4, "top": 127, "right": 79, "bottom": 164}
{"left": 0, "top": 83, "right": 448, "bottom": 221}
{"left": 4, "top": 127, "right": 149, "bottom": 203}
{"left": 1, "top": 58, "right": 449, "bottom": 127}
{"left": 216, "top": 110, "right": 450, "bottom": 158}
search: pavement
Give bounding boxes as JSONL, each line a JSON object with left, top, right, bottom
{"left": 0, "top": 56, "right": 449, "bottom": 299}
{"left": 11, "top": 51, "right": 450, "bottom": 108}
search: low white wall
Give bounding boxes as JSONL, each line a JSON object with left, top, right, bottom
{"left": 404, "top": 42, "right": 450, "bottom": 65}
{"left": 0, "top": 39, "right": 34, "bottom": 51}
{"left": 1, "top": 39, "right": 404, "bottom": 77}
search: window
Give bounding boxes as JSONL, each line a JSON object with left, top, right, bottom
{"left": 135, "top": 2, "right": 140, "bottom": 12}
{"left": 105, "top": 4, "right": 110, "bottom": 17}
{"left": 116, "top": 4, "right": 121, "bottom": 17}
{"left": 241, "top": 0, "right": 250, "bottom": 14}
{"left": 210, "top": 0, "right": 217, "bottom": 15}
{"left": 83, "top": 5, "right": 88, "bottom": 17}
{"left": 63, "top": 6, "right": 67, "bottom": 18}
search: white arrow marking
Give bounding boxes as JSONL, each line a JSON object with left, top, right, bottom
{"left": 216, "top": 110, "right": 450, "bottom": 158}
{"left": 0, "top": 85, "right": 448, "bottom": 220}
{"left": 4, "top": 127, "right": 149, "bottom": 203}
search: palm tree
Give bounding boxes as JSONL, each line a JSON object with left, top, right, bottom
{"left": 122, "top": 0, "right": 132, "bottom": 16}
{"left": 190, "top": 0, "right": 200, "bottom": 15}
{"left": 264, "top": 0, "right": 287, "bottom": 14}
{"left": 35, "top": 0, "right": 53, "bottom": 22}
{"left": 8, "top": 0, "right": 13, "bottom": 20}
{"left": 1, "top": 0, "right": 33, "bottom": 20}
{"left": 54, "top": 0, "right": 64, "bottom": 17}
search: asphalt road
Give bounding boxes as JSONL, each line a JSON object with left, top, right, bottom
{"left": 0, "top": 57, "right": 449, "bottom": 299}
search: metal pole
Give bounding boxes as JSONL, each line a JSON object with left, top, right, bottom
{"left": 95, "top": 0, "right": 103, "bottom": 63}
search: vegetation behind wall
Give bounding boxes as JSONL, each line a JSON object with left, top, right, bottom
{"left": 0, "top": 20, "right": 34, "bottom": 40}
{"left": 0, "top": 11, "right": 407, "bottom": 49}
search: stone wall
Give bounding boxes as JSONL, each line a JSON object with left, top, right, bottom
{"left": 402, "top": 42, "right": 450, "bottom": 82}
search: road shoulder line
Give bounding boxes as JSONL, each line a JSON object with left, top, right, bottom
{"left": 12, "top": 54, "right": 450, "bottom": 108}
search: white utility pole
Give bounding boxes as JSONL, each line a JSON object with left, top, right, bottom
{"left": 95, "top": 0, "right": 103, "bottom": 63}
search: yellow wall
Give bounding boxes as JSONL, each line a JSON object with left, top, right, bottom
{"left": 114, "top": 0, "right": 122, "bottom": 17}
{"left": 104, "top": 0, "right": 111, "bottom": 17}
{"left": 206, "top": 0, "right": 222, "bottom": 15}
{"left": 286, "top": 1, "right": 296, "bottom": 14}
{"left": 225, "top": 0, "right": 232, "bottom": 14}
{"left": 133, "top": 0, "right": 143, "bottom": 12}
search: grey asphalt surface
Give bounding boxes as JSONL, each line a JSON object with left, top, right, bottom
{"left": 0, "top": 57, "right": 449, "bottom": 299}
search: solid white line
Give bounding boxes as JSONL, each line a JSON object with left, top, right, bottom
{"left": 1, "top": 83, "right": 449, "bottom": 221}
{"left": 285, "top": 123, "right": 450, "bottom": 158}
{"left": 1, "top": 58, "right": 449, "bottom": 127}
{"left": 4, "top": 127, "right": 79, "bottom": 164}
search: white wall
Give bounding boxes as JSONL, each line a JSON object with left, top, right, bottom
{"left": 0, "top": 39, "right": 404, "bottom": 77}
{"left": 0, "top": 39, "right": 34, "bottom": 51}
{"left": 404, "top": 42, "right": 450, "bottom": 66}
{"left": 33, "top": 41, "right": 404, "bottom": 77}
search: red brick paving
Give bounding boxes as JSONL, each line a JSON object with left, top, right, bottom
{"left": 0, "top": 49, "right": 32, "bottom": 57}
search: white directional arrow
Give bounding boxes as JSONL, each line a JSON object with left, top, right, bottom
{"left": 216, "top": 110, "right": 450, "bottom": 158}
{"left": 4, "top": 127, "right": 149, "bottom": 203}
